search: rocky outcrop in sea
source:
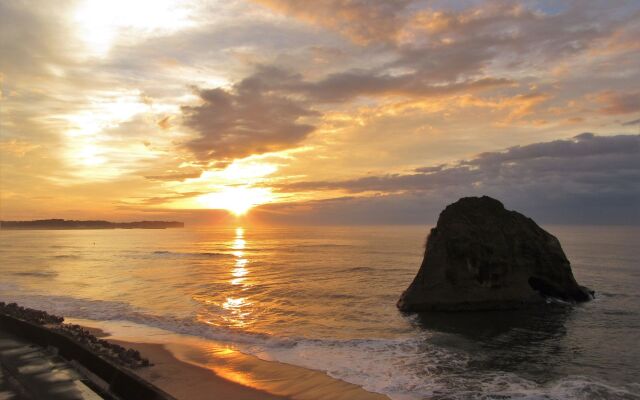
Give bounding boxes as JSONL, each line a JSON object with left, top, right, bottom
{"left": 398, "top": 196, "right": 594, "bottom": 312}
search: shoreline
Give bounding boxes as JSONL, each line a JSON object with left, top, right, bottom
{"left": 0, "top": 303, "right": 390, "bottom": 400}
{"left": 73, "top": 318, "right": 391, "bottom": 400}
{"left": 113, "top": 340, "right": 289, "bottom": 400}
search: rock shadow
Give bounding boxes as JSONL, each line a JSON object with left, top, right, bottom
{"left": 412, "top": 304, "right": 576, "bottom": 383}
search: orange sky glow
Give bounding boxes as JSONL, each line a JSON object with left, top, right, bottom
{"left": 0, "top": 0, "right": 638, "bottom": 225}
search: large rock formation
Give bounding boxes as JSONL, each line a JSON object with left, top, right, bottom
{"left": 398, "top": 196, "right": 593, "bottom": 312}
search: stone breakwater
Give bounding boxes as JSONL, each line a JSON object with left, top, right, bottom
{"left": 0, "top": 302, "right": 151, "bottom": 368}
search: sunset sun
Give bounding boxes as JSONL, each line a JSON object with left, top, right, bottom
{"left": 197, "top": 187, "right": 273, "bottom": 216}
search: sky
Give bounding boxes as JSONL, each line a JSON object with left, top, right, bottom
{"left": 0, "top": 0, "right": 639, "bottom": 225}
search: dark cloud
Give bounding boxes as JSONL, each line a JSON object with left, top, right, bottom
{"left": 414, "top": 164, "right": 446, "bottom": 173}
{"left": 469, "top": 132, "right": 639, "bottom": 165}
{"left": 282, "top": 133, "right": 640, "bottom": 192}
{"left": 270, "top": 133, "right": 640, "bottom": 225}
{"left": 182, "top": 82, "right": 318, "bottom": 161}
{"left": 210, "top": 63, "right": 512, "bottom": 108}
{"left": 623, "top": 118, "right": 640, "bottom": 126}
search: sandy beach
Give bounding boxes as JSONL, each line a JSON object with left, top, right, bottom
{"left": 0, "top": 311, "right": 390, "bottom": 400}
{"left": 117, "top": 341, "right": 288, "bottom": 400}
{"left": 74, "top": 319, "right": 390, "bottom": 400}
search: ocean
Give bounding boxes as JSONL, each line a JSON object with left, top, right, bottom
{"left": 1, "top": 225, "right": 639, "bottom": 399}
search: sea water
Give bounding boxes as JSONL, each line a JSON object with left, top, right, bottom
{"left": 1, "top": 225, "right": 638, "bottom": 399}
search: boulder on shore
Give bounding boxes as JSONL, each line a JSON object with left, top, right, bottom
{"left": 397, "top": 196, "right": 593, "bottom": 312}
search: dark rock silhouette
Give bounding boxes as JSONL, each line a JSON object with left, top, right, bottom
{"left": 398, "top": 196, "right": 593, "bottom": 312}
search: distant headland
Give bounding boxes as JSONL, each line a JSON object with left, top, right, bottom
{"left": 0, "top": 219, "right": 184, "bottom": 230}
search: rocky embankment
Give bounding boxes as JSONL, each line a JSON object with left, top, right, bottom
{"left": 0, "top": 302, "right": 150, "bottom": 368}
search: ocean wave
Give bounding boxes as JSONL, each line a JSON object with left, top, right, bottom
{"left": 597, "top": 291, "right": 636, "bottom": 299}
{"left": 0, "top": 282, "right": 21, "bottom": 292}
{"left": 0, "top": 292, "right": 451, "bottom": 397}
{"left": 151, "top": 250, "right": 233, "bottom": 259}
{"left": 1, "top": 293, "right": 636, "bottom": 400}
{"left": 0, "top": 294, "right": 294, "bottom": 349}
{"left": 398, "top": 373, "right": 640, "bottom": 400}
{"left": 339, "top": 266, "right": 375, "bottom": 272}
{"left": 459, "top": 374, "right": 640, "bottom": 400}
{"left": 292, "top": 244, "right": 355, "bottom": 248}
{"left": 53, "top": 254, "right": 81, "bottom": 259}
{"left": 11, "top": 271, "right": 58, "bottom": 278}
{"left": 338, "top": 266, "right": 411, "bottom": 273}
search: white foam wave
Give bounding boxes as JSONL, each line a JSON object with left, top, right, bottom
{"left": 1, "top": 293, "right": 636, "bottom": 400}
{"left": 0, "top": 293, "right": 293, "bottom": 347}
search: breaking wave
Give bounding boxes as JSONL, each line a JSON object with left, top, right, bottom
{"left": 1, "top": 293, "right": 637, "bottom": 400}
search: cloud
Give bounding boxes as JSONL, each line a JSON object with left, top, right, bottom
{"left": 282, "top": 133, "right": 640, "bottom": 192}
{"left": 255, "top": 1, "right": 632, "bottom": 78}
{"left": 132, "top": 191, "right": 204, "bottom": 206}
{"left": 596, "top": 91, "right": 640, "bottom": 115}
{"left": 203, "top": 63, "right": 512, "bottom": 110}
{"left": 182, "top": 81, "right": 319, "bottom": 162}
{"left": 471, "top": 132, "right": 637, "bottom": 161}
{"left": 271, "top": 133, "right": 640, "bottom": 224}
{"left": 291, "top": 71, "right": 512, "bottom": 103}
{"left": 240, "top": 1, "right": 637, "bottom": 110}
{"left": 3, "top": 0, "right": 640, "bottom": 223}
{"left": 254, "top": 0, "right": 413, "bottom": 45}
{"left": 157, "top": 116, "right": 172, "bottom": 130}
{"left": 0, "top": 139, "right": 40, "bottom": 157}
{"left": 144, "top": 170, "right": 202, "bottom": 182}
{"left": 0, "top": 0, "right": 75, "bottom": 78}
{"left": 254, "top": 193, "right": 454, "bottom": 225}
{"left": 176, "top": 59, "right": 511, "bottom": 168}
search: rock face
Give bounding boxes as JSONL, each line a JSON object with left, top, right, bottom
{"left": 398, "top": 196, "right": 593, "bottom": 312}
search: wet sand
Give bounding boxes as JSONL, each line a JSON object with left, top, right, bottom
{"left": 117, "top": 341, "right": 288, "bottom": 400}
{"left": 73, "top": 319, "right": 390, "bottom": 400}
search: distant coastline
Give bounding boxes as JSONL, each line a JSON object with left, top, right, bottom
{"left": 0, "top": 219, "right": 184, "bottom": 230}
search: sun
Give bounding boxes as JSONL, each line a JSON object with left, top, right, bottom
{"left": 73, "top": 0, "right": 194, "bottom": 57}
{"left": 197, "top": 187, "right": 272, "bottom": 216}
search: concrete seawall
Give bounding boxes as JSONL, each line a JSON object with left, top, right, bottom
{"left": 0, "top": 315, "right": 175, "bottom": 400}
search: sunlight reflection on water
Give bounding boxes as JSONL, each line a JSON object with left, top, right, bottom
{"left": 222, "top": 227, "right": 251, "bottom": 328}
{"left": 190, "top": 226, "right": 254, "bottom": 329}
{"left": 2, "top": 225, "right": 639, "bottom": 399}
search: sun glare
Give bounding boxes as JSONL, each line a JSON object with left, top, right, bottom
{"left": 73, "top": 0, "right": 194, "bottom": 56}
{"left": 197, "top": 187, "right": 272, "bottom": 216}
